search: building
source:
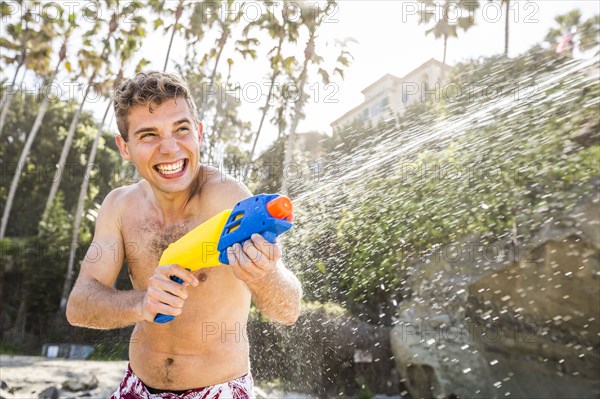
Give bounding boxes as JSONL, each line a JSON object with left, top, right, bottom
{"left": 331, "top": 58, "right": 451, "bottom": 131}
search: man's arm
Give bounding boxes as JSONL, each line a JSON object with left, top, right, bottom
{"left": 66, "top": 189, "right": 198, "bottom": 329}
{"left": 228, "top": 236, "right": 302, "bottom": 325}
{"left": 66, "top": 189, "right": 143, "bottom": 329}
{"left": 202, "top": 170, "right": 303, "bottom": 324}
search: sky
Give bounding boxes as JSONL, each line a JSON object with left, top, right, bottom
{"left": 2, "top": 0, "right": 599, "bottom": 156}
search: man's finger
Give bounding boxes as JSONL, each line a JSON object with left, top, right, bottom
{"left": 227, "top": 247, "right": 256, "bottom": 281}
{"left": 243, "top": 240, "right": 266, "bottom": 265}
{"left": 250, "top": 234, "right": 280, "bottom": 263}
{"left": 148, "top": 286, "right": 186, "bottom": 308}
{"left": 161, "top": 264, "right": 199, "bottom": 287}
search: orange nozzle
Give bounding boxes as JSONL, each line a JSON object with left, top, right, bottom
{"left": 266, "top": 196, "right": 293, "bottom": 220}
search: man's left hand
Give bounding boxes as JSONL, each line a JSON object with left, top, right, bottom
{"left": 226, "top": 233, "right": 282, "bottom": 284}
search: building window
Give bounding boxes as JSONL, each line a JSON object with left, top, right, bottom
{"left": 371, "top": 97, "right": 390, "bottom": 118}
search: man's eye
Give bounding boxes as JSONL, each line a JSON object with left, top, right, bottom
{"left": 178, "top": 127, "right": 190, "bottom": 133}
{"left": 141, "top": 133, "right": 156, "bottom": 140}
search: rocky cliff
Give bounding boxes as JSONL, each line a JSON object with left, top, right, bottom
{"left": 391, "top": 183, "right": 599, "bottom": 399}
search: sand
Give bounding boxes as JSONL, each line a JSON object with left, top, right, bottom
{"left": 0, "top": 355, "right": 315, "bottom": 398}
{"left": 0, "top": 355, "right": 127, "bottom": 397}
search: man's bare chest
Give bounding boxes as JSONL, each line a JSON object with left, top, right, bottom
{"left": 121, "top": 215, "right": 198, "bottom": 286}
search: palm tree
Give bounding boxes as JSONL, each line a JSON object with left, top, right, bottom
{"left": 418, "top": 0, "right": 479, "bottom": 64}
{"left": 189, "top": 0, "right": 252, "bottom": 160}
{"left": 148, "top": 0, "right": 188, "bottom": 71}
{"left": 488, "top": 0, "right": 511, "bottom": 56}
{"left": 42, "top": 6, "right": 119, "bottom": 221}
{"left": 60, "top": 3, "right": 147, "bottom": 310}
{"left": 0, "top": 0, "right": 54, "bottom": 137}
{"left": 248, "top": 1, "right": 300, "bottom": 161}
{"left": 501, "top": 0, "right": 510, "bottom": 56}
{"left": 0, "top": 8, "right": 75, "bottom": 240}
{"left": 281, "top": 1, "right": 354, "bottom": 195}
{"left": 193, "top": 0, "right": 238, "bottom": 121}
{"left": 579, "top": 14, "right": 600, "bottom": 54}
{"left": 2, "top": 7, "right": 74, "bottom": 337}
{"left": 206, "top": 64, "right": 253, "bottom": 163}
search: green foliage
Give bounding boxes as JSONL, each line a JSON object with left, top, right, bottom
{"left": 285, "top": 48, "right": 600, "bottom": 324}
{"left": 0, "top": 340, "right": 21, "bottom": 354}
{"left": 545, "top": 9, "right": 600, "bottom": 55}
{"left": 358, "top": 385, "right": 375, "bottom": 399}
{"left": 418, "top": 0, "right": 480, "bottom": 62}
{"left": 0, "top": 92, "right": 127, "bottom": 338}
{"left": 0, "top": 93, "right": 121, "bottom": 237}
{"left": 87, "top": 341, "right": 129, "bottom": 360}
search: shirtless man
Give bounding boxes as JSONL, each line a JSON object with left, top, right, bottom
{"left": 65, "top": 72, "right": 302, "bottom": 398}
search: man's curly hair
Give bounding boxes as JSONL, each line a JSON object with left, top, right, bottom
{"left": 114, "top": 72, "right": 199, "bottom": 141}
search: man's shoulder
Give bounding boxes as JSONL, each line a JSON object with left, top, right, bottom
{"left": 198, "top": 165, "right": 252, "bottom": 210}
{"left": 103, "top": 182, "right": 143, "bottom": 203}
{"left": 99, "top": 182, "right": 145, "bottom": 215}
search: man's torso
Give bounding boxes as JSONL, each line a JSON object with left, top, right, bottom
{"left": 118, "top": 176, "right": 252, "bottom": 390}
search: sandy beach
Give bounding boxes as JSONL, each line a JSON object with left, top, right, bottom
{"left": 0, "top": 355, "right": 128, "bottom": 398}
{"left": 0, "top": 355, "right": 317, "bottom": 398}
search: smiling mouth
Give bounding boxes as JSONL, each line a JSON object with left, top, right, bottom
{"left": 154, "top": 159, "right": 187, "bottom": 176}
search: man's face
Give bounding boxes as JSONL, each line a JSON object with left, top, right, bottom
{"left": 115, "top": 97, "right": 203, "bottom": 195}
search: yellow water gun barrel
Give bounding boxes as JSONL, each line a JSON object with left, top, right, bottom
{"left": 153, "top": 194, "right": 294, "bottom": 324}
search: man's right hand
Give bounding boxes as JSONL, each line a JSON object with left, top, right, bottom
{"left": 142, "top": 264, "right": 199, "bottom": 322}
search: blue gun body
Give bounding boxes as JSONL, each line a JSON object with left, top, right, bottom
{"left": 153, "top": 193, "right": 293, "bottom": 324}
{"left": 217, "top": 194, "right": 293, "bottom": 264}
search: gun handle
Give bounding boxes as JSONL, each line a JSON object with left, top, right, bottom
{"left": 263, "top": 230, "right": 277, "bottom": 244}
{"left": 153, "top": 272, "right": 187, "bottom": 324}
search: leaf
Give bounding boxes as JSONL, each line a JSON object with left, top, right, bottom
{"left": 318, "top": 68, "right": 330, "bottom": 84}
{"left": 65, "top": 61, "right": 72, "bottom": 73}
{"left": 135, "top": 58, "right": 151, "bottom": 73}
{"left": 0, "top": 37, "right": 19, "bottom": 50}
{"left": 154, "top": 18, "right": 164, "bottom": 29}
{"left": 68, "top": 12, "right": 77, "bottom": 25}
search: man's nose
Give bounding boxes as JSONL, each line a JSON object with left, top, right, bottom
{"left": 160, "top": 134, "right": 180, "bottom": 154}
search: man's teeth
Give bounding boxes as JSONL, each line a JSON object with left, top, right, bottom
{"left": 156, "top": 160, "right": 185, "bottom": 175}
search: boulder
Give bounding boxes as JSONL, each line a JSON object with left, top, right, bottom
{"left": 391, "top": 191, "right": 600, "bottom": 398}
{"left": 61, "top": 375, "right": 98, "bottom": 392}
{"left": 38, "top": 386, "right": 59, "bottom": 399}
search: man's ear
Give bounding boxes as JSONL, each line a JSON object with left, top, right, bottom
{"left": 115, "top": 135, "right": 132, "bottom": 161}
{"left": 197, "top": 121, "right": 203, "bottom": 142}
{"left": 198, "top": 121, "right": 204, "bottom": 149}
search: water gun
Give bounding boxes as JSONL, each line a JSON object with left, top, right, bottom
{"left": 153, "top": 193, "right": 294, "bottom": 324}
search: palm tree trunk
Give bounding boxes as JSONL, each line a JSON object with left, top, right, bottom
{"left": 249, "top": 36, "right": 284, "bottom": 161}
{"left": 281, "top": 33, "right": 313, "bottom": 196}
{"left": 163, "top": 0, "right": 184, "bottom": 71}
{"left": 59, "top": 100, "right": 111, "bottom": 311}
{"left": 0, "top": 63, "right": 61, "bottom": 240}
{"left": 443, "top": 34, "right": 448, "bottom": 64}
{"left": 200, "top": 28, "right": 229, "bottom": 162}
{"left": 200, "top": 29, "right": 228, "bottom": 121}
{"left": 504, "top": 0, "right": 510, "bottom": 56}
{"left": 0, "top": 60, "right": 25, "bottom": 137}
{"left": 6, "top": 287, "right": 27, "bottom": 339}
{"left": 163, "top": 26, "right": 178, "bottom": 71}
{"left": 41, "top": 80, "right": 93, "bottom": 222}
